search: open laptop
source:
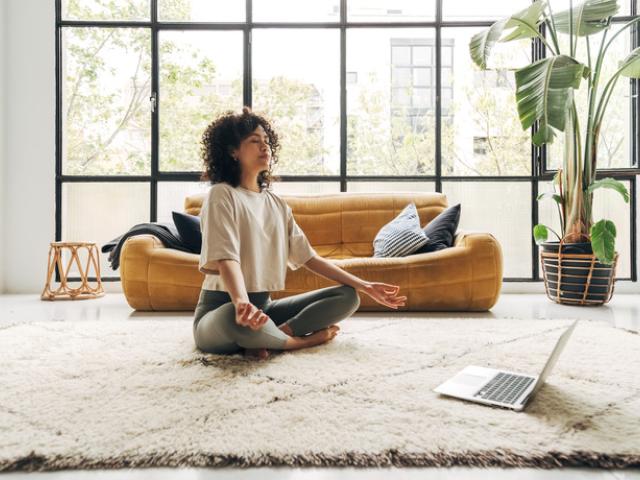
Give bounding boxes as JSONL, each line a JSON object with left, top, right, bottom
{"left": 434, "top": 320, "right": 578, "bottom": 411}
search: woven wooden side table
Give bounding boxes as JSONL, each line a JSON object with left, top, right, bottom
{"left": 41, "top": 241, "right": 105, "bottom": 301}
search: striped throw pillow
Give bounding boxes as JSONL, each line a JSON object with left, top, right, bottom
{"left": 373, "top": 203, "right": 429, "bottom": 257}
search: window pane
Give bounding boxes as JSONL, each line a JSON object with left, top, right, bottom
{"left": 347, "top": 181, "right": 435, "bottom": 193}
{"left": 347, "top": 29, "right": 436, "bottom": 176}
{"left": 252, "top": 29, "right": 340, "bottom": 176}
{"left": 441, "top": 28, "right": 531, "bottom": 176}
{"left": 348, "top": 0, "right": 435, "bottom": 22}
{"left": 62, "top": 0, "right": 150, "bottom": 21}
{"left": 443, "top": 0, "right": 531, "bottom": 21}
{"left": 442, "top": 182, "right": 532, "bottom": 278}
{"left": 413, "top": 68, "right": 429, "bottom": 87}
{"left": 159, "top": 31, "right": 243, "bottom": 172}
{"left": 537, "top": 180, "right": 631, "bottom": 278}
{"left": 271, "top": 182, "right": 341, "bottom": 195}
{"left": 157, "top": 181, "right": 210, "bottom": 223}
{"left": 253, "top": 0, "right": 339, "bottom": 22}
{"left": 548, "top": 24, "right": 633, "bottom": 170}
{"left": 158, "top": 0, "right": 244, "bottom": 22}
{"left": 62, "top": 28, "right": 151, "bottom": 175}
{"left": 62, "top": 183, "right": 150, "bottom": 277}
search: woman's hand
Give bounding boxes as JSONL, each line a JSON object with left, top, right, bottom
{"left": 235, "top": 301, "right": 270, "bottom": 330}
{"left": 358, "top": 282, "right": 407, "bottom": 309}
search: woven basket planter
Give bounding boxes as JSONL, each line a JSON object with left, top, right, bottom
{"left": 540, "top": 238, "right": 618, "bottom": 306}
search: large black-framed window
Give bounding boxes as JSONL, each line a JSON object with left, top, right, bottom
{"left": 55, "top": 0, "right": 639, "bottom": 283}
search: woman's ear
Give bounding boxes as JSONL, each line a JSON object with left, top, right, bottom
{"left": 228, "top": 146, "right": 238, "bottom": 160}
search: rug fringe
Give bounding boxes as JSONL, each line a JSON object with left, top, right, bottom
{"left": 2, "top": 449, "right": 639, "bottom": 472}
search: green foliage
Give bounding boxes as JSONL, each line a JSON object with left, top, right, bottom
{"left": 63, "top": 26, "right": 151, "bottom": 175}
{"left": 533, "top": 224, "right": 550, "bottom": 244}
{"left": 590, "top": 219, "right": 617, "bottom": 264}
{"left": 586, "top": 177, "right": 630, "bottom": 202}
{"left": 469, "top": 1, "right": 546, "bottom": 69}
{"left": 618, "top": 46, "right": 640, "bottom": 77}
{"left": 64, "top": 0, "right": 149, "bottom": 21}
{"left": 537, "top": 192, "right": 563, "bottom": 204}
{"left": 470, "top": 0, "right": 633, "bottom": 265}
{"left": 553, "top": 0, "right": 620, "bottom": 36}
{"left": 533, "top": 223, "right": 562, "bottom": 243}
{"left": 514, "top": 55, "right": 589, "bottom": 145}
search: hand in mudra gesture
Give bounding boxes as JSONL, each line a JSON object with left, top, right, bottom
{"left": 359, "top": 282, "right": 407, "bottom": 309}
{"left": 235, "top": 301, "right": 270, "bottom": 330}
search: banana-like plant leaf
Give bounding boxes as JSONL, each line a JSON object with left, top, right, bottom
{"left": 469, "top": 0, "right": 546, "bottom": 69}
{"left": 586, "top": 177, "right": 630, "bottom": 202}
{"left": 470, "top": 20, "right": 508, "bottom": 69}
{"left": 502, "top": 0, "right": 547, "bottom": 42}
{"left": 553, "top": 0, "right": 619, "bottom": 36}
{"left": 533, "top": 123, "right": 559, "bottom": 145}
{"left": 537, "top": 192, "right": 563, "bottom": 204}
{"left": 590, "top": 219, "right": 617, "bottom": 265}
{"left": 618, "top": 46, "right": 640, "bottom": 78}
{"left": 515, "top": 55, "right": 589, "bottom": 145}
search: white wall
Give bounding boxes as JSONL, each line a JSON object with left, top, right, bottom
{"left": 2, "top": 0, "right": 55, "bottom": 293}
{"left": 0, "top": 0, "right": 6, "bottom": 293}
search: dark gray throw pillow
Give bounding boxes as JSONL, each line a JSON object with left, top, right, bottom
{"left": 413, "top": 203, "right": 461, "bottom": 254}
{"left": 172, "top": 211, "right": 202, "bottom": 254}
{"left": 373, "top": 203, "right": 430, "bottom": 258}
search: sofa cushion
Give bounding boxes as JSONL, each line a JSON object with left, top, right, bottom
{"left": 413, "top": 203, "right": 461, "bottom": 254}
{"left": 372, "top": 203, "right": 430, "bottom": 258}
{"left": 172, "top": 211, "right": 202, "bottom": 254}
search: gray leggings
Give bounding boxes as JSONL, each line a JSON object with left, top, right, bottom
{"left": 193, "top": 284, "right": 361, "bottom": 354}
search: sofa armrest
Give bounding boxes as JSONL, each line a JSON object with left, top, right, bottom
{"left": 453, "top": 230, "right": 503, "bottom": 273}
{"left": 453, "top": 229, "right": 503, "bottom": 308}
{"left": 120, "top": 235, "right": 204, "bottom": 311}
{"left": 120, "top": 235, "right": 164, "bottom": 310}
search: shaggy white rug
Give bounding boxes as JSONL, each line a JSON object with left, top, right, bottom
{"left": 0, "top": 317, "right": 639, "bottom": 472}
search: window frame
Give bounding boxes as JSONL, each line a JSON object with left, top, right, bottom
{"left": 55, "top": 0, "right": 639, "bottom": 283}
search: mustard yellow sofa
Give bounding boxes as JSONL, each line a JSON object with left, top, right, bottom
{"left": 119, "top": 191, "right": 503, "bottom": 312}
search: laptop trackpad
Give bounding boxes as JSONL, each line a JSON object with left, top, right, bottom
{"left": 453, "top": 373, "right": 488, "bottom": 388}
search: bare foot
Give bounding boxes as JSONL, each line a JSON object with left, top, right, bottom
{"left": 278, "top": 323, "right": 340, "bottom": 337}
{"left": 282, "top": 325, "right": 340, "bottom": 351}
{"left": 243, "top": 348, "right": 270, "bottom": 360}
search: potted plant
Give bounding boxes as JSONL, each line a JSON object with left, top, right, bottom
{"left": 469, "top": 0, "right": 635, "bottom": 305}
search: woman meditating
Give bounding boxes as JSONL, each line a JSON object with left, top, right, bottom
{"left": 193, "top": 106, "right": 407, "bottom": 360}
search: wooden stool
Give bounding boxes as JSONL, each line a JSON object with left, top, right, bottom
{"left": 41, "top": 241, "right": 105, "bottom": 301}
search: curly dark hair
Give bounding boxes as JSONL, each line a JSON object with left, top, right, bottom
{"left": 200, "top": 106, "right": 281, "bottom": 191}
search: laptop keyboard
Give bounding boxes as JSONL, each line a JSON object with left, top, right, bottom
{"left": 474, "top": 372, "right": 535, "bottom": 405}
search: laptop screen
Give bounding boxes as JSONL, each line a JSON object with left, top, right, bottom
{"left": 530, "top": 320, "right": 578, "bottom": 396}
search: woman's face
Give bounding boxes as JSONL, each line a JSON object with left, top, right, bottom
{"left": 232, "top": 125, "right": 272, "bottom": 173}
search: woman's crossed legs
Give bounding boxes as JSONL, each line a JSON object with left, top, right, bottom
{"left": 193, "top": 284, "right": 361, "bottom": 355}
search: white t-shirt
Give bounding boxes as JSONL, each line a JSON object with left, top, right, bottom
{"left": 198, "top": 182, "right": 317, "bottom": 293}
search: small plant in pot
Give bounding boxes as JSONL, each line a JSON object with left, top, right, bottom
{"left": 469, "top": 0, "right": 634, "bottom": 305}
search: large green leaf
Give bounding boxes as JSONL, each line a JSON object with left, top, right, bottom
{"left": 502, "top": 0, "right": 548, "bottom": 42}
{"left": 553, "top": 0, "right": 619, "bottom": 37}
{"left": 618, "top": 46, "right": 640, "bottom": 78}
{"left": 469, "top": 0, "right": 546, "bottom": 69}
{"left": 586, "top": 177, "right": 630, "bottom": 202}
{"left": 590, "top": 219, "right": 617, "bottom": 265}
{"left": 515, "top": 55, "right": 589, "bottom": 145}
{"left": 470, "top": 20, "right": 508, "bottom": 70}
